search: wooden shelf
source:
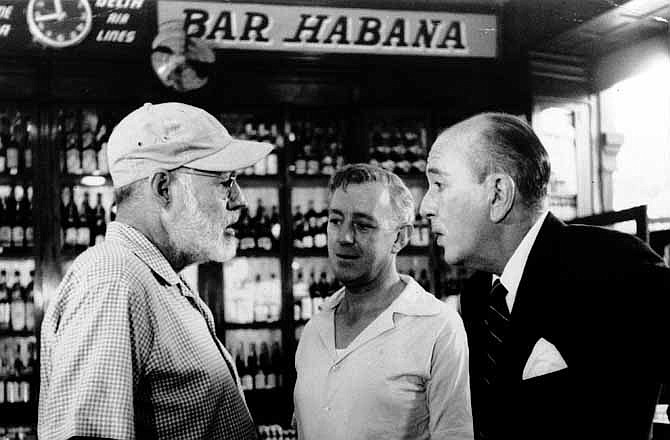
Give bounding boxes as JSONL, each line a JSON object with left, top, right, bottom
{"left": 236, "top": 175, "right": 281, "bottom": 188}
{"left": 0, "top": 329, "right": 36, "bottom": 338}
{"left": 289, "top": 174, "right": 331, "bottom": 187}
{"left": 61, "top": 173, "right": 113, "bottom": 187}
{"left": 235, "top": 249, "right": 280, "bottom": 258}
{"left": 0, "top": 174, "right": 33, "bottom": 185}
{"left": 292, "top": 247, "right": 327, "bottom": 258}
{"left": 224, "top": 321, "right": 283, "bottom": 330}
{"left": 0, "top": 247, "right": 34, "bottom": 259}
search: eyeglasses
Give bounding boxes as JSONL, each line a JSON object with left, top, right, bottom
{"left": 173, "top": 167, "right": 239, "bottom": 200}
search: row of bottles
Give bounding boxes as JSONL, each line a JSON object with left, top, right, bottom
{"left": 368, "top": 122, "right": 428, "bottom": 175}
{"left": 235, "top": 340, "right": 284, "bottom": 391}
{"left": 55, "top": 108, "right": 115, "bottom": 176}
{"left": 218, "top": 115, "right": 282, "bottom": 176}
{"left": 0, "top": 338, "right": 36, "bottom": 404}
{"left": 0, "top": 186, "right": 33, "bottom": 250}
{"left": 234, "top": 199, "right": 281, "bottom": 253}
{"left": 292, "top": 200, "right": 328, "bottom": 250}
{"left": 288, "top": 121, "right": 345, "bottom": 176}
{"left": 257, "top": 425, "right": 297, "bottom": 440}
{"left": 0, "top": 111, "right": 35, "bottom": 176}
{"left": 0, "top": 268, "right": 35, "bottom": 333}
{"left": 0, "top": 426, "right": 35, "bottom": 440}
{"left": 293, "top": 264, "right": 340, "bottom": 322}
{"left": 224, "top": 258, "right": 281, "bottom": 324}
{"left": 60, "top": 187, "right": 115, "bottom": 250}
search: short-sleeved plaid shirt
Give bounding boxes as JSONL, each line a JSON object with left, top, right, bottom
{"left": 39, "top": 222, "right": 257, "bottom": 440}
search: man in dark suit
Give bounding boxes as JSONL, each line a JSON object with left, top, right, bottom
{"left": 420, "top": 112, "right": 669, "bottom": 440}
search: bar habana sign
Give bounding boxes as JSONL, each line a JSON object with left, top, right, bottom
{"left": 158, "top": 1, "right": 498, "bottom": 58}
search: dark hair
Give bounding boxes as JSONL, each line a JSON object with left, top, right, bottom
{"left": 467, "top": 113, "right": 551, "bottom": 210}
{"left": 328, "top": 163, "right": 415, "bottom": 226}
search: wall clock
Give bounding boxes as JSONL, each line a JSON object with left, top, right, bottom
{"left": 27, "top": 0, "right": 93, "bottom": 48}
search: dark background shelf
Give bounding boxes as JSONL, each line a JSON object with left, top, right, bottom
{"left": 0, "top": 247, "right": 34, "bottom": 259}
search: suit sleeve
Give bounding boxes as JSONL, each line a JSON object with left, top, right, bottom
{"left": 428, "top": 309, "right": 474, "bottom": 440}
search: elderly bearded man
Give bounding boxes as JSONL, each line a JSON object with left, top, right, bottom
{"left": 39, "top": 103, "right": 273, "bottom": 440}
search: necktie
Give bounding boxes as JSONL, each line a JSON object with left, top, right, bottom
{"left": 475, "top": 280, "right": 511, "bottom": 440}
{"left": 482, "top": 279, "right": 510, "bottom": 386}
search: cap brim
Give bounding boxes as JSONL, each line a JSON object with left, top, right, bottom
{"left": 186, "top": 139, "right": 274, "bottom": 172}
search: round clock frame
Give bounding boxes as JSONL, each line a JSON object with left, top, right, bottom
{"left": 26, "top": 0, "right": 93, "bottom": 49}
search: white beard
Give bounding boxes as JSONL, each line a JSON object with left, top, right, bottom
{"left": 162, "top": 175, "right": 239, "bottom": 263}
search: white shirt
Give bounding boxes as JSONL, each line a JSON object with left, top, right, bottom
{"left": 499, "top": 211, "right": 549, "bottom": 312}
{"left": 294, "top": 275, "right": 473, "bottom": 440}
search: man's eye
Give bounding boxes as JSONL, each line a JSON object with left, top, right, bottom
{"left": 355, "top": 223, "right": 373, "bottom": 231}
{"left": 328, "top": 218, "right": 342, "bottom": 225}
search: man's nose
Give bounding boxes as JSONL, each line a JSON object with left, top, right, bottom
{"left": 337, "top": 223, "right": 355, "bottom": 244}
{"left": 226, "top": 181, "right": 246, "bottom": 211}
{"left": 419, "top": 192, "right": 434, "bottom": 218}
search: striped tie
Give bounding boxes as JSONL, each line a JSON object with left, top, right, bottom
{"left": 482, "top": 279, "right": 510, "bottom": 386}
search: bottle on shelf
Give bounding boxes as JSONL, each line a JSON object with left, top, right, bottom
{"left": 292, "top": 205, "right": 304, "bottom": 249}
{"left": 236, "top": 343, "right": 253, "bottom": 391}
{"left": 77, "top": 192, "right": 91, "bottom": 248}
{"left": 10, "top": 186, "right": 24, "bottom": 249}
{"left": 9, "top": 270, "right": 25, "bottom": 332}
{"left": 238, "top": 206, "right": 255, "bottom": 251}
{"left": 63, "top": 188, "right": 79, "bottom": 249}
{"left": 93, "top": 193, "right": 107, "bottom": 245}
{"left": 0, "top": 114, "right": 9, "bottom": 174}
{"left": 247, "top": 342, "right": 261, "bottom": 389}
{"left": 254, "top": 199, "right": 273, "bottom": 251}
{"left": 0, "top": 197, "right": 10, "bottom": 248}
{"left": 14, "top": 343, "right": 29, "bottom": 403}
{"left": 24, "top": 271, "right": 34, "bottom": 332}
{"left": 0, "top": 271, "right": 9, "bottom": 330}
{"left": 270, "top": 340, "right": 283, "bottom": 388}
{"left": 23, "top": 186, "right": 33, "bottom": 248}
{"left": 5, "top": 345, "right": 19, "bottom": 403}
{"left": 269, "top": 205, "right": 281, "bottom": 252}
{"left": 258, "top": 341, "right": 271, "bottom": 389}
{"left": 66, "top": 131, "right": 82, "bottom": 175}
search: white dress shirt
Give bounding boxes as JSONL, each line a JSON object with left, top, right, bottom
{"left": 499, "top": 211, "right": 549, "bottom": 312}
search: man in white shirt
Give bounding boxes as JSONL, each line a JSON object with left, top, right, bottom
{"left": 294, "top": 164, "right": 473, "bottom": 440}
{"left": 420, "top": 112, "right": 670, "bottom": 440}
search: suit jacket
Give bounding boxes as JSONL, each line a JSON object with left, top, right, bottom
{"left": 461, "top": 212, "right": 670, "bottom": 440}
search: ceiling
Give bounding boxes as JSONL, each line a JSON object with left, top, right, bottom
{"left": 528, "top": 0, "right": 670, "bottom": 57}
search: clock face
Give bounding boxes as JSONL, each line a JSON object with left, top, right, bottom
{"left": 27, "top": 0, "right": 93, "bottom": 48}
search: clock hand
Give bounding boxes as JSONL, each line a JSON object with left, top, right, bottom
{"left": 34, "top": 11, "right": 66, "bottom": 22}
{"left": 53, "top": 0, "right": 63, "bottom": 15}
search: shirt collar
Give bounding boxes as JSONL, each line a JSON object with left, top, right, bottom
{"left": 105, "top": 221, "right": 182, "bottom": 287}
{"left": 499, "top": 210, "right": 549, "bottom": 312}
{"left": 322, "top": 274, "right": 441, "bottom": 317}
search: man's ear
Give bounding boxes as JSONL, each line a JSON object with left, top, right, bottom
{"left": 487, "top": 173, "right": 515, "bottom": 223}
{"left": 391, "top": 224, "right": 412, "bottom": 254}
{"left": 150, "top": 169, "right": 173, "bottom": 208}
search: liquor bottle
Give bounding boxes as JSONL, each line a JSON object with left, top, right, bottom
{"left": 292, "top": 205, "right": 304, "bottom": 248}
{"left": 314, "top": 202, "right": 328, "bottom": 249}
{"left": 259, "top": 341, "right": 273, "bottom": 389}
{"left": 63, "top": 189, "right": 79, "bottom": 249}
{"left": 23, "top": 186, "right": 33, "bottom": 248}
{"left": 0, "top": 343, "right": 5, "bottom": 404}
{"left": 54, "top": 109, "right": 66, "bottom": 173}
{"left": 5, "top": 135, "right": 20, "bottom": 177}
{"left": 302, "top": 200, "right": 317, "bottom": 249}
{"left": 247, "top": 342, "right": 261, "bottom": 389}
{"left": 0, "top": 271, "right": 9, "bottom": 330}
{"left": 269, "top": 205, "right": 281, "bottom": 252}
{"left": 255, "top": 199, "right": 273, "bottom": 251}
{"left": 25, "top": 116, "right": 37, "bottom": 172}
{"left": 66, "top": 131, "right": 82, "bottom": 175}
{"left": 0, "top": 196, "right": 11, "bottom": 248}
{"left": 81, "top": 130, "right": 98, "bottom": 174}
{"left": 306, "top": 129, "right": 320, "bottom": 175}
{"left": 294, "top": 123, "right": 307, "bottom": 175}
{"left": 15, "top": 344, "right": 29, "bottom": 402}
{"left": 5, "top": 346, "right": 18, "bottom": 403}
{"left": 24, "top": 270, "right": 34, "bottom": 332}
{"left": 266, "top": 124, "right": 280, "bottom": 175}
{"left": 9, "top": 270, "right": 25, "bottom": 331}
{"left": 77, "top": 192, "right": 91, "bottom": 248}
{"left": 308, "top": 271, "right": 322, "bottom": 315}
{"left": 238, "top": 206, "right": 255, "bottom": 250}
{"left": 93, "top": 193, "right": 107, "bottom": 245}
{"left": 0, "top": 114, "right": 9, "bottom": 174}
{"left": 270, "top": 341, "right": 283, "bottom": 387}
{"left": 317, "top": 271, "right": 331, "bottom": 299}
{"left": 236, "top": 344, "right": 253, "bottom": 391}
{"left": 10, "top": 186, "right": 24, "bottom": 248}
